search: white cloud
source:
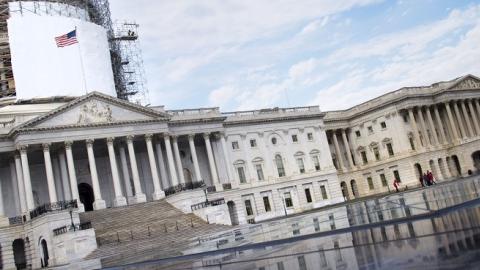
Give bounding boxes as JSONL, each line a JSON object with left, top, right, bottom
{"left": 208, "top": 85, "right": 237, "bottom": 107}
{"left": 288, "top": 58, "right": 318, "bottom": 81}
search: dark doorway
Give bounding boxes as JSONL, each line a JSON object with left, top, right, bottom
{"left": 227, "top": 201, "right": 239, "bottom": 225}
{"left": 340, "top": 181, "right": 350, "bottom": 200}
{"left": 472, "top": 151, "right": 480, "bottom": 172}
{"left": 350, "top": 180, "right": 358, "bottom": 198}
{"left": 452, "top": 155, "right": 462, "bottom": 176}
{"left": 414, "top": 163, "right": 422, "bottom": 179}
{"left": 78, "top": 183, "right": 94, "bottom": 211}
{"left": 40, "top": 239, "right": 48, "bottom": 268}
{"left": 12, "top": 239, "right": 26, "bottom": 270}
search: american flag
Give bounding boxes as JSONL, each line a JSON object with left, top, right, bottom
{"left": 55, "top": 29, "right": 78, "bottom": 47}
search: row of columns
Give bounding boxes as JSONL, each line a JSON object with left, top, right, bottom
{"left": 12, "top": 132, "right": 226, "bottom": 214}
{"left": 408, "top": 99, "right": 480, "bottom": 148}
{"left": 330, "top": 129, "right": 356, "bottom": 171}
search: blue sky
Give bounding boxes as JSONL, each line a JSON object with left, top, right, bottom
{"left": 109, "top": 0, "right": 480, "bottom": 111}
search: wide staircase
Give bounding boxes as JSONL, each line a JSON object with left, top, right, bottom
{"left": 79, "top": 199, "right": 229, "bottom": 267}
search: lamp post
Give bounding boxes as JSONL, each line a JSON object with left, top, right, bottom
{"left": 69, "top": 210, "right": 75, "bottom": 231}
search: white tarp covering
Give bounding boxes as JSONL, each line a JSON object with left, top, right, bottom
{"left": 7, "top": 15, "right": 116, "bottom": 100}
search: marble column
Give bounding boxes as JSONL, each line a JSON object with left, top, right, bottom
{"left": 9, "top": 160, "right": 20, "bottom": 214}
{"left": 43, "top": 143, "right": 57, "bottom": 203}
{"left": 219, "top": 132, "right": 233, "bottom": 182}
{"left": 172, "top": 135, "right": 185, "bottom": 184}
{"left": 453, "top": 101, "right": 467, "bottom": 139}
{"left": 468, "top": 99, "right": 480, "bottom": 136}
{"left": 425, "top": 107, "right": 439, "bottom": 146}
{"left": 13, "top": 156, "right": 26, "bottom": 214}
{"left": 164, "top": 134, "right": 179, "bottom": 187}
{"left": 460, "top": 100, "right": 474, "bottom": 138}
{"left": 417, "top": 107, "right": 430, "bottom": 147}
{"left": 407, "top": 108, "right": 421, "bottom": 149}
{"left": 331, "top": 130, "right": 345, "bottom": 170}
{"left": 86, "top": 139, "right": 106, "bottom": 210}
{"left": 58, "top": 152, "right": 71, "bottom": 201}
{"left": 126, "top": 135, "right": 146, "bottom": 204}
{"left": 145, "top": 134, "right": 164, "bottom": 200}
{"left": 65, "top": 141, "right": 83, "bottom": 211}
{"left": 204, "top": 133, "right": 221, "bottom": 190}
{"left": 475, "top": 99, "right": 480, "bottom": 126}
{"left": 341, "top": 129, "right": 354, "bottom": 169}
{"left": 19, "top": 145, "right": 34, "bottom": 211}
{"left": 445, "top": 102, "right": 460, "bottom": 141}
{"left": 0, "top": 175, "right": 7, "bottom": 226}
{"left": 118, "top": 145, "right": 133, "bottom": 198}
{"left": 107, "top": 137, "right": 127, "bottom": 206}
{"left": 188, "top": 134, "right": 202, "bottom": 182}
{"left": 155, "top": 140, "right": 169, "bottom": 189}
{"left": 434, "top": 105, "right": 447, "bottom": 144}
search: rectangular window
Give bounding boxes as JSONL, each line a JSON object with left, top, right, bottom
{"left": 320, "top": 185, "right": 328, "bottom": 199}
{"left": 237, "top": 167, "right": 246, "bottom": 183}
{"left": 393, "top": 170, "right": 401, "bottom": 182}
{"left": 298, "top": 255, "right": 307, "bottom": 270}
{"left": 386, "top": 143, "right": 394, "bottom": 156}
{"left": 244, "top": 199, "right": 253, "bottom": 216}
{"left": 368, "top": 126, "right": 373, "bottom": 134}
{"left": 334, "top": 241, "right": 342, "bottom": 262}
{"left": 231, "top": 141, "right": 239, "bottom": 150}
{"left": 305, "top": 188, "right": 313, "bottom": 203}
{"left": 249, "top": 139, "right": 257, "bottom": 147}
{"left": 367, "top": 177, "right": 374, "bottom": 190}
{"left": 296, "top": 157, "right": 305, "bottom": 173}
{"left": 373, "top": 147, "right": 380, "bottom": 161}
{"left": 312, "top": 155, "right": 321, "bottom": 171}
{"left": 292, "top": 222, "right": 300, "bottom": 235}
{"left": 361, "top": 151, "right": 368, "bottom": 164}
{"left": 319, "top": 248, "right": 328, "bottom": 267}
{"left": 292, "top": 134, "right": 298, "bottom": 142}
{"left": 284, "top": 192, "right": 293, "bottom": 208}
{"left": 307, "top": 132, "right": 314, "bottom": 141}
{"left": 313, "top": 217, "right": 320, "bottom": 232}
{"left": 409, "top": 137, "right": 415, "bottom": 150}
{"left": 380, "top": 173, "right": 387, "bottom": 187}
{"left": 255, "top": 164, "right": 264, "bottom": 181}
{"left": 277, "top": 262, "right": 285, "bottom": 270}
{"left": 380, "top": 121, "right": 387, "bottom": 129}
{"left": 355, "top": 130, "right": 361, "bottom": 137}
{"left": 263, "top": 196, "right": 271, "bottom": 212}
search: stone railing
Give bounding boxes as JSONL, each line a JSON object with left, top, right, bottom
{"left": 8, "top": 215, "right": 25, "bottom": 225}
{"left": 222, "top": 106, "right": 320, "bottom": 117}
{"left": 164, "top": 180, "right": 205, "bottom": 196}
{"left": 168, "top": 108, "right": 221, "bottom": 120}
{"left": 29, "top": 199, "right": 78, "bottom": 220}
{"left": 53, "top": 221, "right": 92, "bottom": 236}
{"left": 190, "top": 198, "right": 225, "bottom": 211}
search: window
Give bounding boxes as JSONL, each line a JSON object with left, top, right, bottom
{"left": 334, "top": 241, "right": 343, "bottom": 262}
{"left": 249, "top": 139, "right": 257, "bottom": 147}
{"left": 244, "top": 199, "right": 253, "bottom": 216}
{"left": 355, "top": 130, "right": 361, "bottom": 137}
{"left": 361, "top": 151, "right": 368, "bottom": 164}
{"left": 313, "top": 217, "right": 320, "bottom": 232}
{"left": 373, "top": 147, "right": 380, "bottom": 161}
{"left": 320, "top": 185, "right": 328, "bottom": 199}
{"left": 284, "top": 192, "right": 293, "bottom": 208}
{"left": 393, "top": 170, "right": 401, "bottom": 182}
{"left": 232, "top": 141, "right": 239, "bottom": 150}
{"left": 403, "top": 114, "right": 408, "bottom": 123}
{"left": 298, "top": 255, "right": 307, "bottom": 270}
{"left": 277, "top": 262, "right": 285, "bottom": 270}
{"left": 367, "top": 177, "right": 374, "bottom": 190}
{"left": 237, "top": 167, "right": 246, "bottom": 183}
{"left": 263, "top": 196, "right": 271, "bottom": 212}
{"left": 380, "top": 121, "right": 387, "bottom": 129}
{"left": 368, "top": 126, "right": 373, "bottom": 134}
{"left": 409, "top": 137, "right": 415, "bottom": 150}
{"left": 319, "top": 248, "right": 328, "bottom": 267}
{"left": 305, "top": 188, "right": 313, "bottom": 203}
{"left": 271, "top": 137, "right": 277, "bottom": 145}
{"left": 329, "top": 214, "right": 336, "bottom": 229}
{"left": 307, "top": 132, "right": 314, "bottom": 141}
{"left": 296, "top": 157, "right": 305, "bottom": 174}
{"left": 312, "top": 155, "right": 321, "bottom": 171}
{"left": 380, "top": 173, "right": 387, "bottom": 187}
{"left": 386, "top": 143, "right": 394, "bottom": 156}
{"left": 275, "top": 155, "right": 285, "bottom": 177}
{"left": 292, "top": 134, "right": 298, "bottom": 142}
{"left": 255, "top": 164, "right": 264, "bottom": 181}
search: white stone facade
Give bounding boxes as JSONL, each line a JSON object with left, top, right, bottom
{"left": 0, "top": 75, "right": 478, "bottom": 267}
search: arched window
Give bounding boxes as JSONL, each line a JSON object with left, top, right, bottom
{"left": 294, "top": 151, "right": 305, "bottom": 174}
{"left": 310, "top": 149, "right": 321, "bottom": 171}
{"left": 275, "top": 154, "right": 285, "bottom": 177}
{"left": 252, "top": 157, "right": 265, "bottom": 181}
{"left": 233, "top": 160, "right": 247, "bottom": 183}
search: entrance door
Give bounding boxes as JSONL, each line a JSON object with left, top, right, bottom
{"left": 12, "top": 239, "right": 26, "bottom": 270}
{"left": 227, "top": 201, "right": 239, "bottom": 225}
{"left": 340, "top": 181, "right": 350, "bottom": 200}
{"left": 350, "top": 180, "right": 358, "bottom": 198}
{"left": 78, "top": 183, "right": 94, "bottom": 211}
{"left": 40, "top": 239, "right": 49, "bottom": 267}
{"left": 472, "top": 151, "right": 480, "bottom": 172}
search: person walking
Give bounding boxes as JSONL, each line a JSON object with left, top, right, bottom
{"left": 423, "top": 173, "right": 430, "bottom": 186}
{"left": 427, "top": 170, "right": 436, "bottom": 185}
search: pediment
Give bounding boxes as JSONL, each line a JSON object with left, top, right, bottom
{"left": 448, "top": 75, "right": 480, "bottom": 91}
{"left": 17, "top": 91, "right": 169, "bottom": 130}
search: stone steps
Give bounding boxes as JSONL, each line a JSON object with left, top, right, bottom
{"left": 79, "top": 199, "right": 229, "bottom": 267}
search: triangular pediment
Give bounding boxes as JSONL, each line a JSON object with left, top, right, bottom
{"left": 17, "top": 91, "right": 169, "bottom": 130}
{"left": 448, "top": 75, "right": 480, "bottom": 91}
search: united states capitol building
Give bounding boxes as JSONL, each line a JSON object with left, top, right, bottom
{"left": 0, "top": 0, "right": 479, "bottom": 269}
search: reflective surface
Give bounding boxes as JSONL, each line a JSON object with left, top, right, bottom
{"left": 105, "top": 177, "right": 480, "bottom": 269}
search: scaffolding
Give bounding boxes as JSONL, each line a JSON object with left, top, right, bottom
{"left": 0, "top": 0, "right": 149, "bottom": 105}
